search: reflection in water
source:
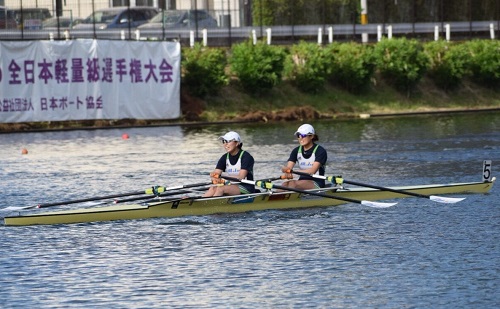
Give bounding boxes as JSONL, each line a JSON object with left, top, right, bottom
{"left": 0, "top": 111, "right": 499, "bottom": 308}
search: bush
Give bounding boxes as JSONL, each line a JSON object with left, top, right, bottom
{"left": 229, "top": 40, "right": 287, "bottom": 95}
{"left": 373, "top": 38, "right": 430, "bottom": 95}
{"left": 424, "top": 40, "right": 471, "bottom": 91}
{"left": 463, "top": 40, "right": 500, "bottom": 88}
{"left": 326, "top": 42, "right": 375, "bottom": 93}
{"left": 284, "top": 41, "right": 329, "bottom": 93}
{"left": 182, "top": 43, "right": 228, "bottom": 98}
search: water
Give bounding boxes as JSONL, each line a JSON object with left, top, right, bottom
{"left": 1, "top": 112, "right": 499, "bottom": 308}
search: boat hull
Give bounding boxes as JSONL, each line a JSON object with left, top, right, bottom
{"left": 3, "top": 179, "right": 495, "bottom": 226}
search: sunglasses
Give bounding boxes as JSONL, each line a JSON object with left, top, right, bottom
{"left": 296, "top": 133, "right": 312, "bottom": 138}
{"left": 221, "top": 139, "right": 236, "bottom": 144}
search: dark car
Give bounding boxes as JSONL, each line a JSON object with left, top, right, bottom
{"left": 0, "top": 6, "right": 18, "bottom": 29}
{"left": 138, "top": 9, "right": 218, "bottom": 30}
{"left": 74, "top": 6, "right": 158, "bottom": 30}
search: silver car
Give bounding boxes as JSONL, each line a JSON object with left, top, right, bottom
{"left": 138, "top": 9, "right": 218, "bottom": 30}
{"left": 74, "top": 6, "right": 158, "bottom": 30}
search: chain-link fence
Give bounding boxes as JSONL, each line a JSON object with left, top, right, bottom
{"left": 1, "top": 0, "right": 499, "bottom": 45}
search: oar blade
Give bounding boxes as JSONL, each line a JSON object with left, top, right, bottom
{"left": 429, "top": 195, "right": 466, "bottom": 204}
{"left": 361, "top": 200, "right": 398, "bottom": 208}
{"left": 1, "top": 206, "right": 32, "bottom": 212}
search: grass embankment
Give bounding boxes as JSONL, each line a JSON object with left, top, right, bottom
{"left": 1, "top": 76, "right": 499, "bottom": 133}
{"left": 195, "top": 75, "right": 500, "bottom": 122}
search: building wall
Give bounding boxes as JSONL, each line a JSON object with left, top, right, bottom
{"left": 4, "top": 0, "right": 110, "bottom": 19}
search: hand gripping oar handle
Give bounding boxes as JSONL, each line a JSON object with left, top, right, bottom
{"left": 220, "top": 175, "right": 397, "bottom": 208}
{"left": 290, "top": 170, "right": 465, "bottom": 204}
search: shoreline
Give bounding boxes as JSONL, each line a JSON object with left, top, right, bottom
{"left": 1, "top": 106, "right": 499, "bottom": 134}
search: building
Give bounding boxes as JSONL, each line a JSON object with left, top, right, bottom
{"left": 1, "top": 0, "right": 245, "bottom": 26}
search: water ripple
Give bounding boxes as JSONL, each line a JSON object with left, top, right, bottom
{"left": 1, "top": 113, "right": 499, "bottom": 308}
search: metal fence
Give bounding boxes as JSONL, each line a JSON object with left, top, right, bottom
{"left": 1, "top": 0, "right": 499, "bottom": 45}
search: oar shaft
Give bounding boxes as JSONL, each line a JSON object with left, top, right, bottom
{"left": 160, "top": 182, "right": 213, "bottom": 192}
{"left": 292, "top": 169, "right": 432, "bottom": 198}
{"left": 220, "top": 175, "right": 365, "bottom": 205}
{"left": 37, "top": 191, "right": 146, "bottom": 208}
{"left": 291, "top": 170, "right": 463, "bottom": 203}
{"left": 115, "top": 187, "right": 209, "bottom": 203}
{"left": 342, "top": 179, "right": 431, "bottom": 199}
{"left": 37, "top": 182, "right": 213, "bottom": 209}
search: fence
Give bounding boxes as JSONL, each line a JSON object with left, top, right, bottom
{"left": 1, "top": 0, "right": 499, "bottom": 45}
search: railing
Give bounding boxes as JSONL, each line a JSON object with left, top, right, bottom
{"left": 1, "top": 20, "right": 497, "bottom": 46}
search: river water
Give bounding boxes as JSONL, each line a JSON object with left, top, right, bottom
{"left": 1, "top": 111, "right": 499, "bottom": 308}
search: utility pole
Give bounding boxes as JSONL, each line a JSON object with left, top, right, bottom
{"left": 361, "top": 0, "right": 368, "bottom": 43}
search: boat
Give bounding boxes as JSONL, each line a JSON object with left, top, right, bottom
{"left": 3, "top": 176, "right": 495, "bottom": 226}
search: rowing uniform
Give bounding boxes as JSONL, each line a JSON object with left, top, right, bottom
{"left": 215, "top": 149, "right": 256, "bottom": 194}
{"left": 287, "top": 143, "right": 327, "bottom": 188}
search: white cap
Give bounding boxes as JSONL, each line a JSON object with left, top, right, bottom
{"left": 295, "top": 124, "right": 315, "bottom": 136}
{"left": 219, "top": 131, "right": 241, "bottom": 143}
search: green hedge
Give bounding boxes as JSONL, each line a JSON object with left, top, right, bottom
{"left": 424, "top": 41, "right": 470, "bottom": 91}
{"left": 284, "top": 41, "right": 329, "bottom": 93}
{"left": 181, "top": 39, "right": 499, "bottom": 98}
{"left": 181, "top": 43, "right": 228, "bottom": 98}
{"left": 229, "top": 40, "right": 287, "bottom": 95}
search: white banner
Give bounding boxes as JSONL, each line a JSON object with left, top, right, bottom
{"left": 0, "top": 40, "right": 181, "bottom": 123}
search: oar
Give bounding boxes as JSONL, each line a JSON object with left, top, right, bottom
{"left": 290, "top": 170, "right": 465, "bottom": 204}
{"left": 9, "top": 190, "right": 153, "bottom": 211}
{"left": 220, "top": 175, "right": 397, "bottom": 208}
{"left": 114, "top": 187, "right": 210, "bottom": 204}
{"left": 3, "top": 181, "right": 214, "bottom": 212}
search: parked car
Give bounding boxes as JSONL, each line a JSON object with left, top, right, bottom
{"left": 0, "top": 6, "right": 18, "bottom": 29}
{"left": 73, "top": 6, "right": 158, "bottom": 30}
{"left": 138, "top": 9, "right": 218, "bottom": 30}
{"left": 10, "top": 7, "right": 52, "bottom": 29}
{"left": 42, "top": 17, "right": 82, "bottom": 30}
